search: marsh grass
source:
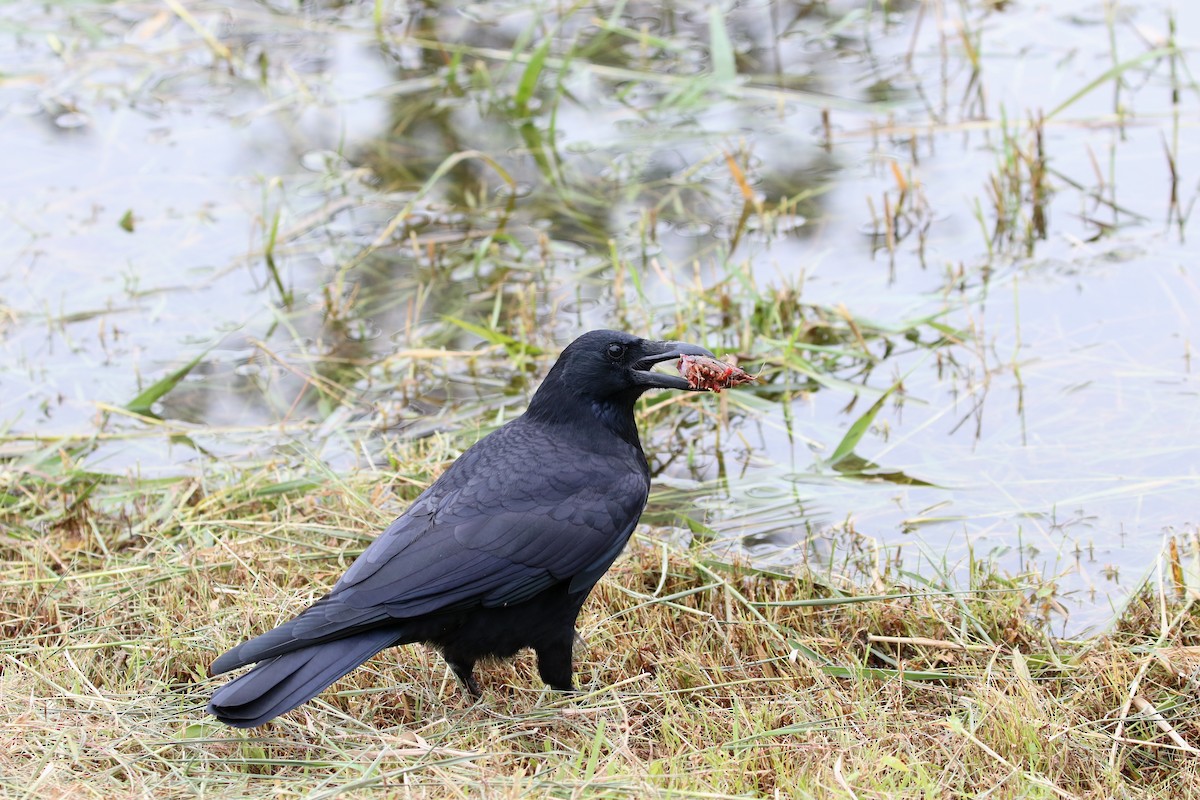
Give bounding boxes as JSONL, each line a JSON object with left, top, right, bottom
{"left": 3, "top": 455, "right": 1200, "bottom": 798}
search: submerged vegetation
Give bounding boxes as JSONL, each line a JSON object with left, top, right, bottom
{"left": 2, "top": 0, "right": 1199, "bottom": 796}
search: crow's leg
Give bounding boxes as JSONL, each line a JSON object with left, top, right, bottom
{"left": 534, "top": 631, "right": 576, "bottom": 692}
{"left": 446, "top": 658, "right": 481, "bottom": 697}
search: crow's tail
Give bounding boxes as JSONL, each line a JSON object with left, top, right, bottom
{"left": 206, "top": 629, "right": 401, "bottom": 728}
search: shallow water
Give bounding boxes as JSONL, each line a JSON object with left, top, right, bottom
{"left": 2, "top": 0, "right": 1197, "bottom": 631}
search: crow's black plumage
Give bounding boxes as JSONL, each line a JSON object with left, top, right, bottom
{"left": 206, "top": 330, "right": 715, "bottom": 727}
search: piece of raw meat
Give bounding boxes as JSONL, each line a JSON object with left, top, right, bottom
{"left": 678, "top": 354, "right": 755, "bottom": 393}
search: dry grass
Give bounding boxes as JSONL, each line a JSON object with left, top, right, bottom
{"left": 3, "top": 462, "right": 1199, "bottom": 799}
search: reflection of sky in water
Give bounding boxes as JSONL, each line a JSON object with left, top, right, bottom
{"left": 674, "top": 236, "right": 1199, "bottom": 630}
{"left": 1, "top": 0, "right": 1197, "bottom": 629}
{"left": 0, "top": 26, "right": 394, "bottom": 437}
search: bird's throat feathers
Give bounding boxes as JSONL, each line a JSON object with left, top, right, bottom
{"left": 526, "top": 384, "right": 645, "bottom": 452}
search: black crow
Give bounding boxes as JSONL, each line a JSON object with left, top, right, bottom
{"left": 206, "top": 330, "right": 715, "bottom": 727}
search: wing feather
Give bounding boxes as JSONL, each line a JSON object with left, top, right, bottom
{"left": 328, "top": 421, "right": 649, "bottom": 619}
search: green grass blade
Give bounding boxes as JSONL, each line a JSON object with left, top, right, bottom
{"left": 826, "top": 380, "right": 898, "bottom": 466}
{"left": 124, "top": 350, "right": 209, "bottom": 418}
{"left": 820, "top": 665, "right": 967, "bottom": 681}
{"left": 515, "top": 35, "right": 553, "bottom": 115}
{"left": 1047, "top": 46, "right": 1175, "bottom": 119}
{"left": 707, "top": 5, "right": 736, "bottom": 83}
{"left": 442, "top": 316, "right": 544, "bottom": 356}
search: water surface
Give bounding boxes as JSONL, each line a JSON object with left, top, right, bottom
{"left": 2, "top": 0, "right": 1197, "bottom": 630}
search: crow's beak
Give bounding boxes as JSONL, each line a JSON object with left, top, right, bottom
{"left": 632, "top": 340, "right": 715, "bottom": 391}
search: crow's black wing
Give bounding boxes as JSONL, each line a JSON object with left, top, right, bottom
{"left": 209, "top": 420, "right": 649, "bottom": 674}
{"left": 333, "top": 421, "right": 649, "bottom": 612}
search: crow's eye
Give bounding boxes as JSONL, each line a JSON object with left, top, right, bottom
{"left": 606, "top": 343, "right": 626, "bottom": 360}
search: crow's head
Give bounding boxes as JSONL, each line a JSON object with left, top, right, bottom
{"left": 529, "top": 330, "right": 715, "bottom": 419}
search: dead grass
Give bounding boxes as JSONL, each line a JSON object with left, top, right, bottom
{"left": 3, "top": 463, "right": 1199, "bottom": 799}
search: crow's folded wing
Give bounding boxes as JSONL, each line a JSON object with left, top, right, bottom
{"left": 331, "top": 466, "right": 649, "bottom": 613}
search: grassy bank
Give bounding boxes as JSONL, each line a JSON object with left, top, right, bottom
{"left": 3, "top": 454, "right": 1198, "bottom": 799}
{"left": 4, "top": 0, "right": 1199, "bottom": 796}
